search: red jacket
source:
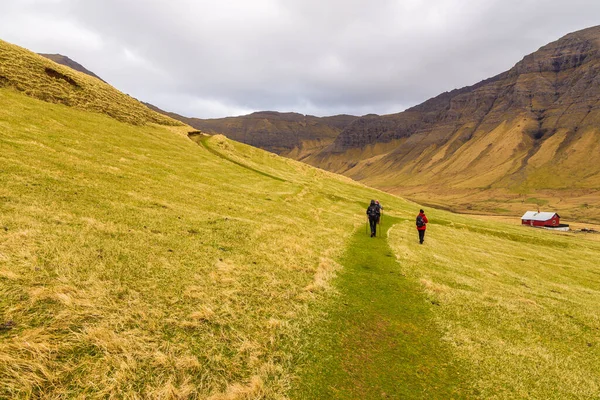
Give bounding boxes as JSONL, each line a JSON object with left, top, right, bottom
{"left": 417, "top": 213, "right": 428, "bottom": 231}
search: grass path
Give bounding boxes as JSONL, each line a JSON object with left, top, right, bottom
{"left": 189, "top": 133, "right": 287, "bottom": 182}
{"left": 292, "top": 216, "right": 473, "bottom": 399}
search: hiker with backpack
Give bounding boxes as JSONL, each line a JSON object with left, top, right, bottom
{"left": 366, "top": 200, "right": 381, "bottom": 237}
{"left": 416, "top": 209, "right": 428, "bottom": 244}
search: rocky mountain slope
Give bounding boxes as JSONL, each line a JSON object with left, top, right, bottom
{"left": 305, "top": 25, "right": 600, "bottom": 221}
{"left": 175, "top": 112, "right": 358, "bottom": 159}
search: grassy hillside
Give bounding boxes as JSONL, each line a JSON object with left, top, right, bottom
{"left": 0, "top": 40, "right": 179, "bottom": 126}
{"left": 3, "top": 39, "right": 600, "bottom": 399}
{"left": 2, "top": 85, "right": 600, "bottom": 400}
{"left": 388, "top": 212, "right": 600, "bottom": 399}
{"left": 0, "top": 87, "right": 412, "bottom": 398}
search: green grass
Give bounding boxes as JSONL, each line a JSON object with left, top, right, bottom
{"left": 2, "top": 43, "right": 600, "bottom": 398}
{"left": 191, "top": 134, "right": 286, "bottom": 182}
{"left": 292, "top": 216, "right": 473, "bottom": 399}
{"left": 388, "top": 211, "right": 600, "bottom": 399}
{"left": 0, "top": 87, "right": 414, "bottom": 398}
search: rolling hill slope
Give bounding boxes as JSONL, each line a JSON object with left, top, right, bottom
{"left": 0, "top": 83, "right": 405, "bottom": 398}
{"left": 0, "top": 38, "right": 419, "bottom": 398}
{"left": 2, "top": 37, "right": 600, "bottom": 399}
{"left": 0, "top": 40, "right": 179, "bottom": 126}
{"left": 305, "top": 25, "right": 600, "bottom": 222}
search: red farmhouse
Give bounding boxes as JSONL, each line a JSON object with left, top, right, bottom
{"left": 521, "top": 211, "right": 560, "bottom": 227}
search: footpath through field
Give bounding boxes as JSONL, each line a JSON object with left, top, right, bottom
{"left": 191, "top": 134, "right": 286, "bottom": 182}
{"left": 293, "top": 216, "right": 472, "bottom": 399}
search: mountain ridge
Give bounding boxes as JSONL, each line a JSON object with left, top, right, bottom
{"left": 166, "top": 110, "right": 359, "bottom": 159}
{"left": 302, "top": 25, "right": 600, "bottom": 221}
{"left": 322, "top": 25, "right": 600, "bottom": 155}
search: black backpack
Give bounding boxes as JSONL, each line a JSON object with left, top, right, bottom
{"left": 416, "top": 215, "right": 425, "bottom": 227}
{"left": 367, "top": 205, "right": 380, "bottom": 218}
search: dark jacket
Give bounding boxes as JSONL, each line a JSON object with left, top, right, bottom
{"left": 367, "top": 202, "right": 380, "bottom": 220}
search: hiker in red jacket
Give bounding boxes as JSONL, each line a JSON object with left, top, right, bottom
{"left": 416, "top": 209, "right": 428, "bottom": 244}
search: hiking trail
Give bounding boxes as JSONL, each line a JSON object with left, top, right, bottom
{"left": 292, "top": 216, "right": 473, "bottom": 399}
{"left": 189, "top": 133, "right": 287, "bottom": 182}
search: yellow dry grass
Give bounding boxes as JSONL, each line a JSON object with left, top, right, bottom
{"left": 528, "top": 129, "right": 568, "bottom": 168}
{"left": 0, "top": 87, "right": 411, "bottom": 398}
{"left": 0, "top": 39, "right": 180, "bottom": 126}
{"left": 388, "top": 210, "right": 600, "bottom": 399}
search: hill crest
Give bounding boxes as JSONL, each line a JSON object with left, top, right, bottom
{"left": 0, "top": 39, "right": 180, "bottom": 126}
{"left": 39, "top": 53, "right": 106, "bottom": 83}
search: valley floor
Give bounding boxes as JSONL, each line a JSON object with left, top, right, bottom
{"left": 386, "top": 211, "right": 600, "bottom": 399}
{"left": 397, "top": 188, "right": 600, "bottom": 226}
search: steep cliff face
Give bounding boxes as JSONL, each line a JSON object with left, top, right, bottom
{"left": 306, "top": 26, "right": 600, "bottom": 221}
{"left": 180, "top": 112, "right": 358, "bottom": 158}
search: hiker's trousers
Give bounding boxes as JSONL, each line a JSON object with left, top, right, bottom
{"left": 369, "top": 217, "right": 378, "bottom": 236}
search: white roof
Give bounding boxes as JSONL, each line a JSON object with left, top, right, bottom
{"left": 521, "top": 211, "right": 557, "bottom": 221}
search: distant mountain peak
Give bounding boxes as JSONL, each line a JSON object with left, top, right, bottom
{"left": 38, "top": 53, "right": 106, "bottom": 83}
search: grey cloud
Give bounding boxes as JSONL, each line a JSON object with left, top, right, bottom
{"left": 1, "top": 0, "right": 599, "bottom": 117}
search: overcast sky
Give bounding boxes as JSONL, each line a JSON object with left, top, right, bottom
{"left": 1, "top": 1, "right": 599, "bottom": 118}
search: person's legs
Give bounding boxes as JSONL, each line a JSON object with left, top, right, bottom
{"left": 419, "top": 229, "right": 425, "bottom": 244}
{"left": 370, "top": 218, "right": 377, "bottom": 237}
